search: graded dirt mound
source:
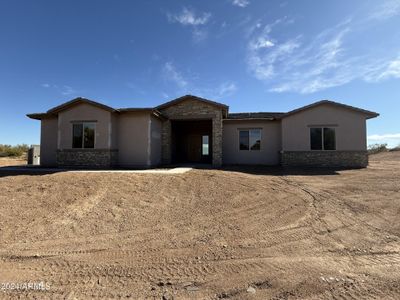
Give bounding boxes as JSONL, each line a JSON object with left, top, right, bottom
{"left": 0, "top": 153, "right": 399, "bottom": 299}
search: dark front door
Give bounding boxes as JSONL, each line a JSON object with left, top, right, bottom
{"left": 171, "top": 120, "right": 212, "bottom": 164}
{"left": 187, "top": 134, "right": 202, "bottom": 162}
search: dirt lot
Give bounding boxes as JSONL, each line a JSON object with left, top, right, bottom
{"left": 0, "top": 152, "right": 399, "bottom": 299}
{"left": 0, "top": 156, "right": 26, "bottom": 167}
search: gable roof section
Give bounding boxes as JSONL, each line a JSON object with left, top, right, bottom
{"left": 27, "top": 97, "right": 118, "bottom": 120}
{"left": 282, "top": 100, "right": 379, "bottom": 119}
{"left": 27, "top": 97, "right": 379, "bottom": 121}
{"left": 47, "top": 97, "right": 117, "bottom": 114}
{"left": 156, "top": 94, "right": 229, "bottom": 110}
{"left": 27, "top": 97, "right": 166, "bottom": 120}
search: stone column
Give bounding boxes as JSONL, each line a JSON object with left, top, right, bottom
{"left": 161, "top": 120, "right": 171, "bottom": 164}
{"left": 212, "top": 112, "right": 223, "bottom": 166}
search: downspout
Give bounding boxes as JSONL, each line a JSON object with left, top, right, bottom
{"left": 147, "top": 116, "right": 152, "bottom": 167}
{"left": 57, "top": 114, "right": 62, "bottom": 150}
{"left": 108, "top": 117, "right": 112, "bottom": 149}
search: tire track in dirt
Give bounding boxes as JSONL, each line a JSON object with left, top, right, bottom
{"left": 2, "top": 159, "right": 400, "bottom": 299}
{"left": 318, "top": 278, "right": 400, "bottom": 300}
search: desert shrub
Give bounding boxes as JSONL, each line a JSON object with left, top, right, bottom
{"left": 390, "top": 145, "right": 400, "bottom": 152}
{"left": 0, "top": 144, "right": 29, "bottom": 157}
{"left": 368, "top": 143, "right": 388, "bottom": 154}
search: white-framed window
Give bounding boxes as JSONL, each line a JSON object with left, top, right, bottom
{"left": 310, "top": 127, "right": 336, "bottom": 150}
{"left": 239, "top": 129, "right": 261, "bottom": 151}
{"left": 202, "top": 135, "right": 209, "bottom": 155}
{"left": 72, "top": 122, "right": 96, "bottom": 149}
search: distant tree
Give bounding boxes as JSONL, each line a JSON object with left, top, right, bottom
{"left": 368, "top": 143, "right": 388, "bottom": 154}
{"left": 0, "top": 144, "right": 29, "bottom": 157}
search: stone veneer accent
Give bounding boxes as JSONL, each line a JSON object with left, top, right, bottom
{"left": 280, "top": 150, "right": 368, "bottom": 168}
{"left": 159, "top": 99, "right": 224, "bottom": 166}
{"left": 57, "top": 149, "right": 118, "bottom": 168}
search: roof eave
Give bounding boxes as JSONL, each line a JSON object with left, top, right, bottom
{"left": 117, "top": 108, "right": 166, "bottom": 120}
{"left": 117, "top": 108, "right": 155, "bottom": 112}
{"left": 366, "top": 112, "right": 380, "bottom": 119}
{"left": 47, "top": 97, "right": 117, "bottom": 114}
{"left": 26, "top": 113, "right": 55, "bottom": 120}
{"left": 281, "top": 100, "right": 379, "bottom": 119}
{"left": 223, "top": 118, "right": 276, "bottom": 121}
{"left": 156, "top": 94, "right": 229, "bottom": 110}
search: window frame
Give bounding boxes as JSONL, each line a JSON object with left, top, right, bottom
{"left": 72, "top": 122, "right": 96, "bottom": 149}
{"left": 202, "top": 135, "right": 209, "bottom": 156}
{"left": 238, "top": 128, "right": 262, "bottom": 151}
{"left": 309, "top": 126, "right": 336, "bottom": 151}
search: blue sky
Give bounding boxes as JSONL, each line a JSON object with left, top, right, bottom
{"left": 1, "top": 0, "right": 400, "bottom": 147}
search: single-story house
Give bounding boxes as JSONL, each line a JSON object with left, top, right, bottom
{"left": 27, "top": 95, "right": 378, "bottom": 168}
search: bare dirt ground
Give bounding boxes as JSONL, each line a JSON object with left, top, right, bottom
{"left": 0, "top": 152, "right": 399, "bottom": 299}
{"left": 0, "top": 156, "right": 26, "bottom": 167}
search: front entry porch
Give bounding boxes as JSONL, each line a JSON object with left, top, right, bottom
{"left": 171, "top": 120, "right": 212, "bottom": 164}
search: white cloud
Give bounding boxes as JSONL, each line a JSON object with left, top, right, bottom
{"left": 369, "top": 0, "right": 400, "bottom": 20}
{"left": 168, "top": 8, "right": 211, "bottom": 26}
{"left": 186, "top": 81, "right": 237, "bottom": 100}
{"left": 162, "top": 62, "right": 188, "bottom": 88}
{"left": 61, "top": 85, "right": 77, "bottom": 96}
{"left": 249, "top": 37, "right": 275, "bottom": 50}
{"left": 368, "top": 133, "right": 400, "bottom": 147}
{"left": 373, "top": 57, "right": 400, "bottom": 81}
{"left": 192, "top": 28, "right": 208, "bottom": 43}
{"left": 368, "top": 133, "right": 400, "bottom": 141}
{"left": 160, "top": 61, "right": 237, "bottom": 99}
{"left": 248, "top": 37, "right": 301, "bottom": 80}
{"left": 246, "top": 15, "right": 400, "bottom": 94}
{"left": 167, "top": 8, "right": 211, "bottom": 43}
{"left": 40, "top": 83, "right": 78, "bottom": 96}
{"left": 215, "top": 82, "right": 237, "bottom": 98}
{"left": 232, "top": 0, "right": 250, "bottom": 8}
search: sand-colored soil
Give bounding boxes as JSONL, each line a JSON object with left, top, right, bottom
{"left": 0, "top": 153, "right": 399, "bottom": 299}
{"left": 0, "top": 156, "right": 26, "bottom": 167}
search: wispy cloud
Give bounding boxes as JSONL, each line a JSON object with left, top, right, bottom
{"left": 214, "top": 82, "right": 237, "bottom": 98}
{"left": 167, "top": 7, "right": 211, "bottom": 26}
{"left": 187, "top": 81, "right": 238, "bottom": 100}
{"left": 192, "top": 28, "right": 208, "bottom": 43}
{"left": 232, "top": 0, "right": 250, "bottom": 8}
{"left": 40, "top": 83, "right": 78, "bottom": 96}
{"left": 160, "top": 61, "right": 237, "bottom": 100}
{"left": 369, "top": 0, "right": 400, "bottom": 20}
{"left": 167, "top": 7, "right": 211, "bottom": 43}
{"left": 368, "top": 133, "right": 400, "bottom": 147}
{"left": 246, "top": 13, "right": 400, "bottom": 94}
{"left": 368, "top": 133, "right": 400, "bottom": 141}
{"left": 113, "top": 54, "right": 120, "bottom": 62}
{"left": 61, "top": 85, "right": 77, "bottom": 96}
{"left": 162, "top": 61, "right": 188, "bottom": 88}
{"left": 367, "top": 56, "right": 400, "bottom": 81}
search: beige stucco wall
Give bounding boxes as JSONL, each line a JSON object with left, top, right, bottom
{"left": 40, "top": 117, "right": 58, "bottom": 166}
{"left": 58, "top": 103, "right": 112, "bottom": 150}
{"left": 282, "top": 104, "right": 367, "bottom": 151}
{"left": 117, "top": 112, "right": 151, "bottom": 167}
{"left": 110, "top": 112, "right": 119, "bottom": 149}
{"left": 150, "top": 115, "right": 162, "bottom": 166}
{"left": 222, "top": 120, "right": 281, "bottom": 165}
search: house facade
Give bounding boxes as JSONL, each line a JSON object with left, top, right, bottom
{"left": 27, "top": 95, "right": 378, "bottom": 168}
